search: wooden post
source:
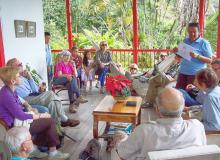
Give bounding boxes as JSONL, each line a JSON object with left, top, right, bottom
{"left": 0, "top": 21, "right": 5, "bottom": 67}
{"left": 199, "top": 0, "right": 205, "bottom": 37}
{"left": 132, "top": 0, "right": 138, "bottom": 64}
{"left": 65, "top": 0, "right": 73, "bottom": 49}
{"left": 217, "top": 0, "right": 220, "bottom": 58}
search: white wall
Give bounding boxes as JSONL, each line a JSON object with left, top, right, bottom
{"left": 0, "top": 0, "right": 47, "bottom": 82}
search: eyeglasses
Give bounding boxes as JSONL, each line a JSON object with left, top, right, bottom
{"left": 130, "top": 68, "right": 137, "bottom": 70}
{"left": 101, "top": 44, "right": 107, "bottom": 46}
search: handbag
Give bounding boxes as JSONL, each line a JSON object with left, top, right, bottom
{"left": 14, "top": 112, "right": 34, "bottom": 129}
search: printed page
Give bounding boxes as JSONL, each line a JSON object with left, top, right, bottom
{"left": 177, "top": 42, "right": 194, "bottom": 61}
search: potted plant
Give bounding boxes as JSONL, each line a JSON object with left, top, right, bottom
{"left": 106, "top": 75, "right": 132, "bottom": 102}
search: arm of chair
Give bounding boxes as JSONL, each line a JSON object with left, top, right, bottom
{"left": 206, "top": 130, "right": 220, "bottom": 135}
{"left": 206, "top": 130, "right": 220, "bottom": 147}
{"left": 147, "top": 145, "right": 220, "bottom": 160}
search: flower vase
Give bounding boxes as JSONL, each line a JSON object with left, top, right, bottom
{"left": 113, "top": 96, "right": 128, "bottom": 103}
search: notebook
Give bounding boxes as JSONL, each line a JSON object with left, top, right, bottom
{"left": 126, "top": 101, "right": 137, "bottom": 107}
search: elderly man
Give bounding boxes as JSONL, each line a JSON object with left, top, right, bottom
{"left": 95, "top": 41, "right": 112, "bottom": 93}
{"left": 6, "top": 58, "right": 79, "bottom": 127}
{"left": 112, "top": 87, "right": 206, "bottom": 160}
{"left": 176, "top": 22, "right": 212, "bottom": 89}
{"left": 5, "top": 127, "right": 33, "bottom": 160}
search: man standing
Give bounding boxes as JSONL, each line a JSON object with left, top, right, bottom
{"left": 176, "top": 22, "right": 212, "bottom": 89}
{"left": 95, "top": 41, "right": 112, "bottom": 93}
{"left": 45, "top": 32, "right": 53, "bottom": 83}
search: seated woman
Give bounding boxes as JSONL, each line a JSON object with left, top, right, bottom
{"left": 194, "top": 68, "right": 220, "bottom": 131}
{"left": 0, "top": 66, "right": 70, "bottom": 160}
{"left": 125, "top": 63, "right": 141, "bottom": 79}
{"left": 53, "top": 50, "right": 88, "bottom": 113}
{"left": 81, "top": 50, "right": 95, "bottom": 93}
{"left": 0, "top": 78, "right": 48, "bottom": 114}
{"left": 95, "top": 41, "right": 112, "bottom": 94}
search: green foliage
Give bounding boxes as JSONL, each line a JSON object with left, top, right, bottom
{"left": 204, "top": 12, "right": 218, "bottom": 52}
{"left": 25, "top": 64, "right": 42, "bottom": 85}
{"left": 43, "top": 0, "right": 218, "bottom": 53}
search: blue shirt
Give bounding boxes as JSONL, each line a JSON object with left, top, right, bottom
{"left": 16, "top": 77, "right": 39, "bottom": 98}
{"left": 202, "top": 86, "right": 220, "bottom": 131}
{"left": 179, "top": 37, "right": 212, "bottom": 75}
{"left": 45, "top": 44, "right": 52, "bottom": 66}
{"left": 11, "top": 156, "right": 31, "bottom": 160}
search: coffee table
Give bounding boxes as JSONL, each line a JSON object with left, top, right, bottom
{"left": 93, "top": 95, "right": 142, "bottom": 138}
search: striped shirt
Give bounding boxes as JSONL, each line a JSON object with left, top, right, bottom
{"left": 95, "top": 50, "right": 112, "bottom": 65}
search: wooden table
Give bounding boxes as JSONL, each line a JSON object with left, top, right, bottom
{"left": 93, "top": 95, "right": 142, "bottom": 138}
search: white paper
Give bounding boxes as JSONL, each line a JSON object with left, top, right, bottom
{"left": 177, "top": 42, "right": 194, "bottom": 61}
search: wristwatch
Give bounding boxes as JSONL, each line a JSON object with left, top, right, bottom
{"left": 196, "top": 54, "right": 201, "bottom": 60}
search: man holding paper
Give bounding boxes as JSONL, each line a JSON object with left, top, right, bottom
{"left": 176, "top": 22, "right": 212, "bottom": 89}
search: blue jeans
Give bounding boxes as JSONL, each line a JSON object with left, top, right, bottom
{"left": 98, "top": 67, "right": 109, "bottom": 87}
{"left": 32, "top": 105, "right": 49, "bottom": 113}
{"left": 53, "top": 77, "right": 80, "bottom": 104}
{"left": 48, "top": 65, "right": 53, "bottom": 83}
{"left": 179, "top": 89, "right": 200, "bottom": 106}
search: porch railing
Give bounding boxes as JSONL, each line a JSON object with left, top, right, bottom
{"left": 52, "top": 48, "right": 175, "bottom": 71}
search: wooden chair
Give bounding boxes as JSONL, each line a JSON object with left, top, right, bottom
{"left": 147, "top": 145, "right": 220, "bottom": 160}
{"left": 206, "top": 130, "right": 220, "bottom": 147}
{"left": 51, "top": 84, "right": 70, "bottom": 105}
{"left": 111, "top": 145, "right": 220, "bottom": 160}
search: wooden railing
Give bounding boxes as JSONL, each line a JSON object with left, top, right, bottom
{"left": 52, "top": 48, "right": 175, "bottom": 71}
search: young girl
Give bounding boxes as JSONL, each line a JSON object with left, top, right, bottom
{"left": 81, "top": 51, "right": 95, "bottom": 92}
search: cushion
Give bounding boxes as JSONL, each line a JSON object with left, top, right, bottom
{"left": 147, "top": 145, "right": 220, "bottom": 160}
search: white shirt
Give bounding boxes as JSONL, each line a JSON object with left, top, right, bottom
{"left": 117, "top": 117, "right": 206, "bottom": 160}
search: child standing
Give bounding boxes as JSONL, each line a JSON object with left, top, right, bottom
{"left": 81, "top": 51, "right": 95, "bottom": 93}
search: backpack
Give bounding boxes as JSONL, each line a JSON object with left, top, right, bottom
{"left": 79, "top": 139, "right": 101, "bottom": 160}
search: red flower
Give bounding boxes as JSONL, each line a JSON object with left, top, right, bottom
{"left": 106, "top": 75, "right": 132, "bottom": 97}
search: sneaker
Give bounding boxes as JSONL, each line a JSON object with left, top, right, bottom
{"left": 141, "top": 102, "right": 153, "bottom": 108}
{"left": 69, "top": 104, "right": 77, "bottom": 113}
{"left": 61, "top": 119, "right": 80, "bottom": 127}
{"left": 29, "top": 149, "right": 48, "bottom": 158}
{"left": 69, "top": 107, "right": 77, "bottom": 113}
{"left": 49, "top": 151, "right": 70, "bottom": 160}
{"left": 95, "top": 81, "right": 100, "bottom": 88}
{"left": 76, "top": 96, "right": 88, "bottom": 103}
{"left": 89, "top": 86, "right": 92, "bottom": 93}
{"left": 100, "top": 87, "right": 105, "bottom": 94}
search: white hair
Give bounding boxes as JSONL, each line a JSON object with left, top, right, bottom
{"left": 5, "top": 127, "right": 30, "bottom": 153}
{"left": 156, "top": 89, "right": 185, "bottom": 117}
{"left": 60, "top": 50, "right": 71, "bottom": 56}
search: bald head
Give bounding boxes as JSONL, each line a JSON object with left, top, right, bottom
{"left": 156, "top": 87, "right": 184, "bottom": 117}
{"left": 6, "top": 58, "right": 18, "bottom": 67}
